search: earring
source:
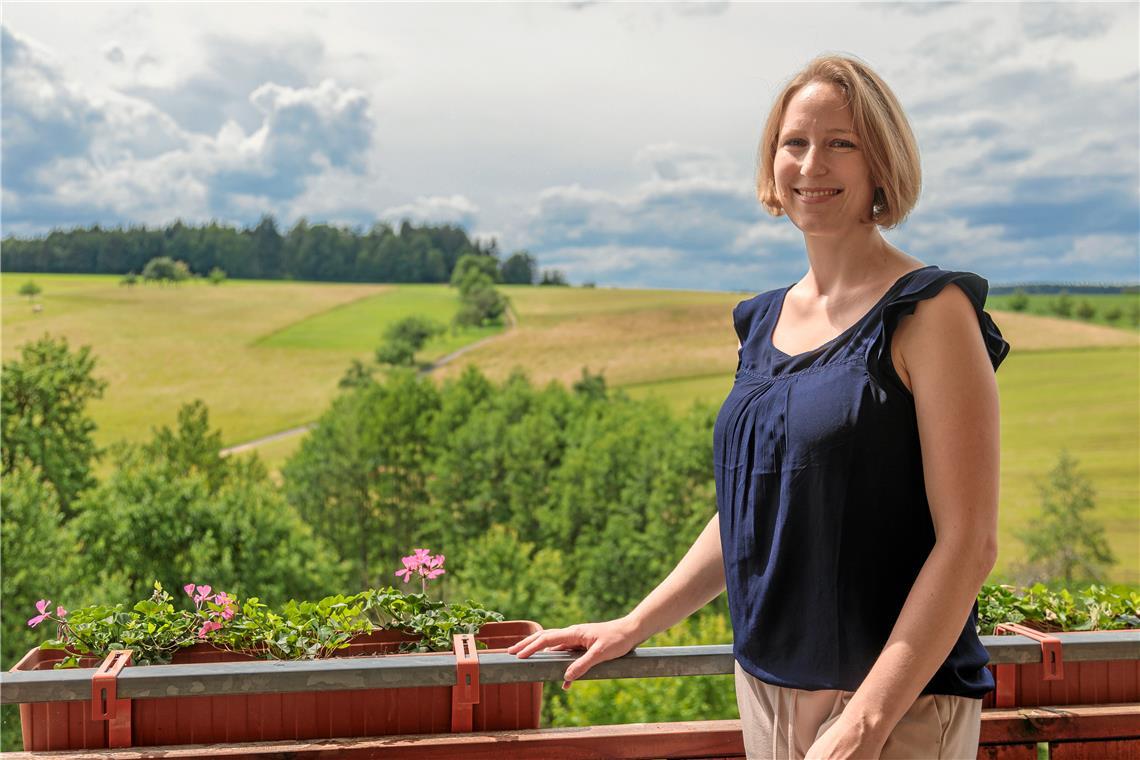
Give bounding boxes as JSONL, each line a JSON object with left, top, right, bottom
{"left": 871, "top": 187, "right": 886, "bottom": 217}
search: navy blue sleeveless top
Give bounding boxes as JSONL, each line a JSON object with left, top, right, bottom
{"left": 713, "top": 265, "right": 1010, "bottom": 698}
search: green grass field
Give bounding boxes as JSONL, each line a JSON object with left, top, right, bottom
{"left": 4, "top": 275, "right": 1137, "bottom": 583}
{"left": 2, "top": 275, "right": 499, "bottom": 447}
{"left": 987, "top": 292, "right": 1140, "bottom": 331}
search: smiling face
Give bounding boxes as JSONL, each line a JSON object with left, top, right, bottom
{"left": 774, "top": 81, "right": 878, "bottom": 237}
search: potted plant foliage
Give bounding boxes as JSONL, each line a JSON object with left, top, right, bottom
{"left": 13, "top": 548, "right": 543, "bottom": 752}
{"left": 978, "top": 583, "right": 1140, "bottom": 708}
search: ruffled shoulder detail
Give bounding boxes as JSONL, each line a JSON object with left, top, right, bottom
{"left": 867, "top": 269, "right": 1011, "bottom": 396}
{"left": 732, "top": 290, "right": 781, "bottom": 347}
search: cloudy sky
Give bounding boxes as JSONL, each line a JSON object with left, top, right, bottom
{"left": 3, "top": 2, "right": 1137, "bottom": 291}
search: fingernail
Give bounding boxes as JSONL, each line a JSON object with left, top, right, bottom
{"left": 562, "top": 681, "right": 571, "bottom": 690}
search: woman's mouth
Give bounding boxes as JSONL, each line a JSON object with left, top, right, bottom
{"left": 795, "top": 188, "right": 843, "bottom": 204}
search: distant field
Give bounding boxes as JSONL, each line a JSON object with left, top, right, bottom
{"left": 437, "top": 285, "right": 1139, "bottom": 388}
{"left": 987, "top": 292, "right": 1140, "bottom": 331}
{"left": 2, "top": 275, "right": 496, "bottom": 447}
{"left": 260, "top": 283, "right": 499, "bottom": 354}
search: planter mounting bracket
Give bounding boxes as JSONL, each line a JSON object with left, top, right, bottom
{"left": 994, "top": 623, "right": 1064, "bottom": 680}
{"left": 92, "top": 649, "right": 133, "bottom": 748}
{"left": 451, "top": 633, "right": 480, "bottom": 732}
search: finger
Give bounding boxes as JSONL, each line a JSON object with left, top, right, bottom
{"left": 563, "top": 647, "right": 600, "bottom": 686}
{"left": 506, "top": 632, "right": 542, "bottom": 653}
{"left": 508, "top": 630, "right": 554, "bottom": 655}
{"left": 512, "top": 631, "right": 570, "bottom": 658}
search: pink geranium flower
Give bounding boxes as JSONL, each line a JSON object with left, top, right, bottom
{"left": 197, "top": 620, "right": 224, "bottom": 639}
{"left": 27, "top": 599, "right": 52, "bottom": 628}
{"left": 395, "top": 548, "right": 447, "bottom": 591}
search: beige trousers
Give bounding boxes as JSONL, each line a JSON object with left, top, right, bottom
{"left": 734, "top": 660, "right": 982, "bottom": 760}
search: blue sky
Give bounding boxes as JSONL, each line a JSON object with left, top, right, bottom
{"left": 2, "top": 2, "right": 1137, "bottom": 291}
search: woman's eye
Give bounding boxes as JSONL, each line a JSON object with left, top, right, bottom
{"left": 784, "top": 139, "right": 856, "bottom": 148}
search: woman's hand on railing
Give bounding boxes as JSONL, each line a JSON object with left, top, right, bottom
{"left": 506, "top": 616, "right": 643, "bottom": 690}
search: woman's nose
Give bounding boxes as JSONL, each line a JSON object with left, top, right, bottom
{"left": 801, "top": 146, "right": 828, "bottom": 176}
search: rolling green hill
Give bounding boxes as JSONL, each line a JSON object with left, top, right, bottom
{"left": 2, "top": 275, "right": 500, "bottom": 447}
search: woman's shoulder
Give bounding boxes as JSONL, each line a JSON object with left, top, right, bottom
{"left": 732, "top": 286, "right": 787, "bottom": 344}
{"left": 872, "top": 266, "right": 1010, "bottom": 385}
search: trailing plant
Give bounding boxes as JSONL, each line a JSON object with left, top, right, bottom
{"left": 977, "top": 583, "right": 1140, "bottom": 635}
{"left": 28, "top": 579, "right": 503, "bottom": 668}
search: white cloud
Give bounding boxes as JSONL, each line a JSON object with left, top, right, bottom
{"left": 1061, "top": 234, "right": 1140, "bottom": 266}
{"left": 380, "top": 194, "right": 480, "bottom": 228}
{"left": 1, "top": 27, "right": 379, "bottom": 230}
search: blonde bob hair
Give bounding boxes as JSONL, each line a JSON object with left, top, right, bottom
{"left": 756, "top": 54, "right": 921, "bottom": 230}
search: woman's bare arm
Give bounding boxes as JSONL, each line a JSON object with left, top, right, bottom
{"left": 626, "top": 510, "right": 726, "bottom": 640}
{"left": 507, "top": 511, "right": 726, "bottom": 687}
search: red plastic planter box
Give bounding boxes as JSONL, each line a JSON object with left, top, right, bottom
{"left": 14, "top": 620, "right": 543, "bottom": 752}
{"left": 983, "top": 623, "right": 1140, "bottom": 708}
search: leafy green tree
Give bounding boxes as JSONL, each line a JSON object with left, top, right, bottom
{"left": 120, "top": 271, "right": 139, "bottom": 287}
{"left": 1076, "top": 300, "right": 1096, "bottom": 320}
{"left": 447, "top": 524, "right": 584, "bottom": 630}
{"left": 70, "top": 402, "right": 346, "bottom": 605}
{"left": 375, "top": 339, "right": 416, "bottom": 366}
{"left": 18, "top": 280, "right": 41, "bottom": 302}
{"left": 540, "top": 268, "right": 569, "bottom": 286}
{"left": 453, "top": 283, "right": 508, "bottom": 328}
{"left": 1, "top": 467, "right": 76, "bottom": 667}
{"left": 450, "top": 253, "right": 500, "bottom": 289}
{"left": 1, "top": 335, "right": 107, "bottom": 514}
{"left": 339, "top": 358, "right": 376, "bottom": 389}
{"left": 1049, "top": 291, "right": 1073, "bottom": 317}
{"left": 283, "top": 370, "right": 441, "bottom": 588}
{"left": 1014, "top": 449, "right": 1116, "bottom": 584}
{"left": 1008, "top": 288, "right": 1029, "bottom": 312}
{"left": 247, "top": 215, "right": 284, "bottom": 278}
{"left": 448, "top": 254, "right": 509, "bottom": 328}
{"left": 1104, "top": 305, "right": 1123, "bottom": 323}
{"left": 543, "top": 394, "right": 715, "bottom": 620}
{"left": 500, "top": 251, "right": 537, "bottom": 285}
{"left": 375, "top": 316, "right": 445, "bottom": 366}
{"left": 144, "top": 401, "right": 230, "bottom": 492}
{"left": 423, "top": 369, "right": 574, "bottom": 553}
{"left": 0, "top": 466, "right": 78, "bottom": 751}
{"left": 387, "top": 315, "right": 446, "bottom": 347}
{"left": 142, "top": 256, "right": 191, "bottom": 284}
{"left": 1127, "top": 299, "right": 1140, "bottom": 327}
{"left": 208, "top": 266, "right": 227, "bottom": 285}
{"left": 572, "top": 367, "right": 608, "bottom": 401}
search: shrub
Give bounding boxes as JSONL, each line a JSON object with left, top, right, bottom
{"left": 1007, "top": 289, "right": 1029, "bottom": 312}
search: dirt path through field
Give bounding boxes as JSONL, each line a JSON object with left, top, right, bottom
{"left": 220, "top": 304, "right": 518, "bottom": 456}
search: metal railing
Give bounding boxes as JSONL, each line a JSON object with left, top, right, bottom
{"left": 4, "top": 631, "right": 1138, "bottom": 705}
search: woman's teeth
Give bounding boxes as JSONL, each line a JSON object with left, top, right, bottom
{"left": 797, "top": 189, "right": 841, "bottom": 198}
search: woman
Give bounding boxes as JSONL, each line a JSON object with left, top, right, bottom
{"left": 509, "top": 53, "right": 1008, "bottom": 760}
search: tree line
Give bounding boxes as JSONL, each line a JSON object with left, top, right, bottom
{"left": 1, "top": 217, "right": 558, "bottom": 286}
